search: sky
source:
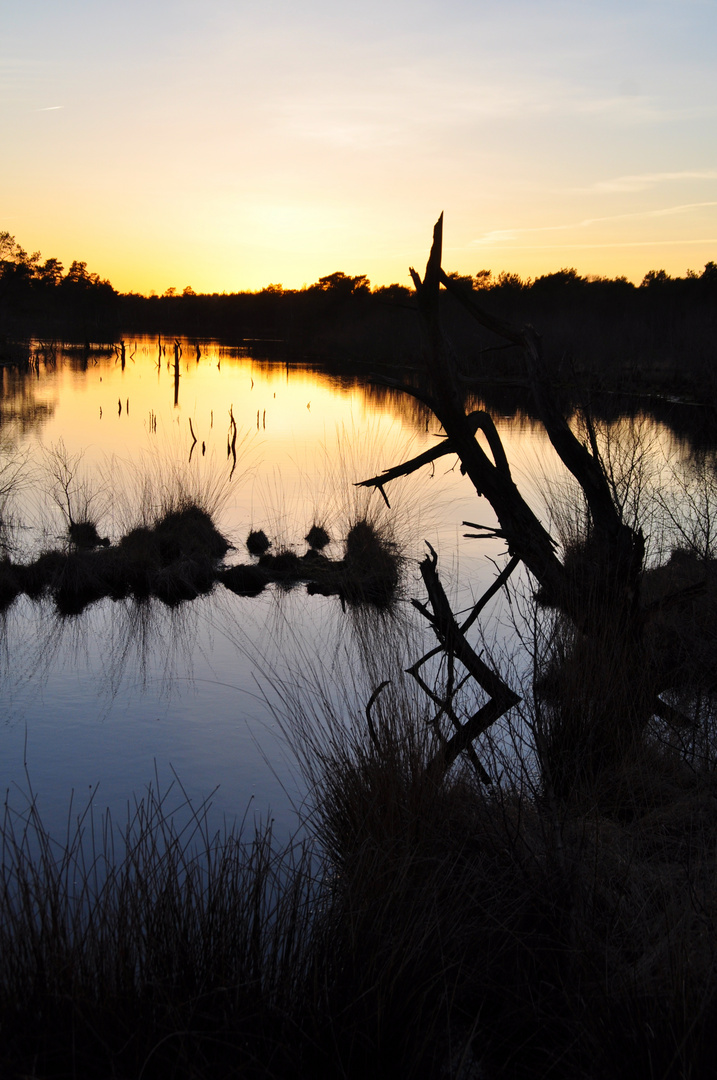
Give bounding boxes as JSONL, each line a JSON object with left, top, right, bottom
{"left": 2, "top": 0, "right": 716, "bottom": 294}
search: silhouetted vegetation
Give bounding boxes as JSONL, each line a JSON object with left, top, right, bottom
{"left": 246, "top": 528, "right": 271, "bottom": 556}
{"left": 2, "top": 228, "right": 715, "bottom": 401}
{"left": 2, "top": 222, "right": 717, "bottom": 1078}
{"left": 0, "top": 230, "right": 118, "bottom": 343}
{"left": 3, "top": 620, "right": 717, "bottom": 1078}
{"left": 305, "top": 523, "right": 330, "bottom": 550}
{"left": 0, "top": 506, "right": 401, "bottom": 616}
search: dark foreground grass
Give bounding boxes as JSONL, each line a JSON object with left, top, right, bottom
{"left": 3, "top": 695, "right": 717, "bottom": 1078}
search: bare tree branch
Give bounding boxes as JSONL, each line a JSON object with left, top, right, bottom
{"left": 356, "top": 410, "right": 500, "bottom": 493}
{"left": 439, "top": 265, "right": 644, "bottom": 574}
{"left": 407, "top": 545, "right": 520, "bottom": 782}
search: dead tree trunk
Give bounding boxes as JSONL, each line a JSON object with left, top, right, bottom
{"left": 409, "top": 545, "right": 520, "bottom": 784}
{"left": 359, "top": 215, "right": 657, "bottom": 789}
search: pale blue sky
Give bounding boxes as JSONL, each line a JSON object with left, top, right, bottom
{"left": 2, "top": 0, "right": 716, "bottom": 291}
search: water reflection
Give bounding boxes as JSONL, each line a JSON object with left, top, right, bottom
{"left": 0, "top": 596, "right": 198, "bottom": 719}
{"left": 1, "top": 334, "right": 712, "bottom": 453}
{"left": 0, "top": 365, "right": 56, "bottom": 436}
{"left": 0, "top": 334, "right": 711, "bottom": 606}
{"left": 0, "top": 335, "right": 715, "bottom": 842}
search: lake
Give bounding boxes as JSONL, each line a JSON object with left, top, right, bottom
{"left": 0, "top": 336, "right": 694, "bottom": 842}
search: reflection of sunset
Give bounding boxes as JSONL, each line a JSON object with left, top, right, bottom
{"left": 46, "top": 341, "right": 429, "bottom": 471}
{"left": 0, "top": 335, "right": 710, "bottom": 858}
{"left": 0, "top": 366, "right": 58, "bottom": 435}
{"left": 10, "top": 338, "right": 691, "bottom": 584}
{"left": 23, "top": 341, "right": 453, "bottom": 564}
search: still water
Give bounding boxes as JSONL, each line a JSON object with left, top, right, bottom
{"left": 0, "top": 336, "right": 687, "bottom": 840}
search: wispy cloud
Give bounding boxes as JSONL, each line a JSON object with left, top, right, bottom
{"left": 470, "top": 229, "right": 519, "bottom": 247}
{"left": 37, "top": 105, "right": 64, "bottom": 111}
{"left": 470, "top": 202, "right": 717, "bottom": 246}
{"left": 590, "top": 170, "right": 717, "bottom": 193}
{"left": 274, "top": 68, "right": 688, "bottom": 153}
{"left": 571, "top": 96, "right": 714, "bottom": 124}
{"left": 499, "top": 238, "right": 717, "bottom": 252}
{"left": 577, "top": 201, "right": 717, "bottom": 227}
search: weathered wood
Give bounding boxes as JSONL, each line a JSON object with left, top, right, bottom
{"left": 459, "top": 554, "right": 520, "bottom": 635}
{"left": 439, "top": 265, "right": 645, "bottom": 600}
{"left": 357, "top": 216, "right": 667, "bottom": 785}
{"left": 409, "top": 546, "right": 520, "bottom": 782}
{"left": 405, "top": 216, "right": 566, "bottom": 604}
{"left": 406, "top": 554, "right": 519, "bottom": 677}
{"left": 355, "top": 410, "right": 504, "bottom": 496}
{"left": 356, "top": 421, "right": 477, "bottom": 494}
{"left": 414, "top": 546, "right": 520, "bottom": 709}
{"left": 407, "top": 658, "right": 492, "bottom": 784}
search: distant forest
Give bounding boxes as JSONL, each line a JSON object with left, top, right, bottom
{"left": 2, "top": 230, "right": 716, "bottom": 397}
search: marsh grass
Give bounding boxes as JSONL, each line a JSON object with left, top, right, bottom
{"left": 5, "top": 420, "right": 717, "bottom": 1076}
{"left": 224, "top": 515, "right": 404, "bottom": 606}
{"left": 0, "top": 771, "right": 320, "bottom": 1079}
{"left": 0, "top": 442, "right": 241, "bottom": 614}
{"left": 105, "top": 432, "right": 246, "bottom": 546}
{"left": 1, "top": 503, "right": 230, "bottom": 615}
{"left": 271, "top": 635, "right": 717, "bottom": 1079}
{"left": 305, "top": 418, "right": 444, "bottom": 568}
{"left": 4, "top": 625, "right": 717, "bottom": 1077}
{"left": 0, "top": 450, "right": 406, "bottom": 615}
{"left": 43, "top": 438, "right": 109, "bottom": 548}
{"left": 0, "top": 437, "right": 28, "bottom": 560}
{"left": 655, "top": 447, "right": 717, "bottom": 560}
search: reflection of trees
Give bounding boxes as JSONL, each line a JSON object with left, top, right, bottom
{"left": 0, "top": 600, "right": 55, "bottom": 709}
{"left": 2, "top": 334, "right": 712, "bottom": 483}
{"left": 0, "top": 365, "right": 52, "bottom": 555}
{"left": 203, "top": 346, "right": 717, "bottom": 453}
{"left": 0, "top": 366, "right": 56, "bottom": 435}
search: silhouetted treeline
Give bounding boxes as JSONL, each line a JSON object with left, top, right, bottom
{"left": 118, "top": 271, "right": 407, "bottom": 351}
{"left": 2, "top": 230, "right": 716, "bottom": 397}
{"left": 440, "top": 264, "right": 717, "bottom": 398}
{"left": 0, "top": 231, "right": 118, "bottom": 342}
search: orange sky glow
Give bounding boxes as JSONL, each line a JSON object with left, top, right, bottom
{"left": 2, "top": 1, "right": 715, "bottom": 294}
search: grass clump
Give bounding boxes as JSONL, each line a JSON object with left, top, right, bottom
{"left": 0, "top": 557, "right": 22, "bottom": 607}
{"left": 306, "top": 522, "right": 330, "bottom": 550}
{"left": 0, "top": 510, "right": 403, "bottom": 616}
{"left": 68, "top": 518, "right": 110, "bottom": 549}
{"left": 219, "top": 562, "right": 269, "bottom": 596}
{"left": 221, "top": 517, "right": 403, "bottom": 608}
{"left": 246, "top": 527, "right": 271, "bottom": 555}
{"left": 341, "top": 518, "right": 400, "bottom": 606}
{"left": 298, "top": 516, "right": 402, "bottom": 608}
{"left": 0, "top": 503, "right": 230, "bottom": 615}
{"left": 258, "top": 547, "right": 304, "bottom": 579}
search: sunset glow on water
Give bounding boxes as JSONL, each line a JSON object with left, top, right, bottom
{"left": 0, "top": 339, "right": 693, "bottom": 840}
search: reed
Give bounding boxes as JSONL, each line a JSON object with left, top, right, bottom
{"left": 0, "top": 770, "right": 319, "bottom": 1078}
{"left": 3, "top": 646, "right": 717, "bottom": 1077}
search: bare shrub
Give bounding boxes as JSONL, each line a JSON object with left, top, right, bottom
{"left": 43, "top": 438, "right": 107, "bottom": 545}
